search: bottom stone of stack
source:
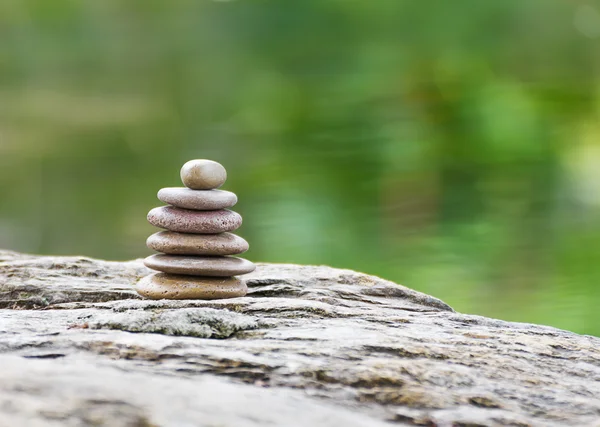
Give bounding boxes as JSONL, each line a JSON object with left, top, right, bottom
{"left": 136, "top": 273, "right": 247, "bottom": 300}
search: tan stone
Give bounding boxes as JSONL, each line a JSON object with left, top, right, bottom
{"left": 144, "top": 254, "right": 256, "bottom": 276}
{"left": 147, "top": 231, "right": 249, "bottom": 256}
{"left": 136, "top": 272, "right": 247, "bottom": 300}
{"left": 157, "top": 187, "right": 237, "bottom": 210}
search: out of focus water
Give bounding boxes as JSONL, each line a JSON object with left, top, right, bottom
{"left": 1, "top": 1, "right": 600, "bottom": 335}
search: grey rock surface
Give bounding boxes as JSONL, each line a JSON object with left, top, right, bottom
{"left": 1, "top": 249, "right": 600, "bottom": 427}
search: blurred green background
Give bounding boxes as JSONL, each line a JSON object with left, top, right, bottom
{"left": 1, "top": 0, "right": 600, "bottom": 335}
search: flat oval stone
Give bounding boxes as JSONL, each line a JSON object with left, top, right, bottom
{"left": 157, "top": 187, "right": 237, "bottom": 211}
{"left": 144, "top": 254, "right": 256, "bottom": 276}
{"left": 181, "top": 159, "right": 227, "bottom": 190}
{"left": 147, "top": 231, "right": 249, "bottom": 256}
{"left": 136, "top": 273, "right": 247, "bottom": 300}
{"left": 147, "top": 206, "right": 242, "bottom": 234}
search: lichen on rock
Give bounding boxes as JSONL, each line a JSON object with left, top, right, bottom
{"left": 88, "top": 307, "right": 259, "bottom": 338}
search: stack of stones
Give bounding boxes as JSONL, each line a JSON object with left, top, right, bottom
{"left": 136, "top": 159, "right": 256, "bottom": 300}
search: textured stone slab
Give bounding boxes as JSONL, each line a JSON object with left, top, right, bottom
{"left": 0, "top": 355, "right": 385, "bottom": 427}
{"left": 136, "top": 273, "right": 247, "bottom": 299}
{"left": 157, "top": 187, "right": 237, "bottom": 211}
{"left": 2, "top": 250, "right": 600, "bottom": 427}
{"left": 144, "top": 254, "right": 256, "bottom": 276}
{"left": 147, "top": 206, "right": 242, "bottom": 233}
{"left": 147, "top": 231, "right": 249, "bottom": 256}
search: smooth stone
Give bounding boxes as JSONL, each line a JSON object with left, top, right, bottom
{"left": 144, "top": 254, "right": 256, "bottom": 276}
{"left": 147, "top": 231, "right": 249, "bottom": 256}
{"left": 147, "top": 206, "right": 242, "bottom": 234}
{"left": 181, "top": 159, "right": 227, "bottom": 190}
{"left": 157, "top": 187, "right": 237, "bottom": 211}
{"left": 136, "top": 273, "right": 247, "bottom": 300}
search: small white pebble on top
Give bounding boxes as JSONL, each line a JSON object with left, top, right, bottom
{"left": 180, "top": 159, "right": 227, "bottom": 190}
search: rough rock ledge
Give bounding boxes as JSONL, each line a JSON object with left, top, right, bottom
{"left": 1, "top": 250, "right": 599, "bottom": 427}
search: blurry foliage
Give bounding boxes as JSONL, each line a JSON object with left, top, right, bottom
{"left": 1, "top": 0, "right": 600, "bottom": 335}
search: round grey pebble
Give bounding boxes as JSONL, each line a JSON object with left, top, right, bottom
{"left": 144, "top": 254, "right": 256, "bottom": 276}
{"left": 157, "top": 187, "right": 237, "bottom": 210}
{"left": 147, "top": 231, "right": 249, "bottom": 256}
{"left": 180, "top": 159, "right": 227, "bottom": 190}
{"left": 147, "top": 206, "right": 242, "bottom": 234}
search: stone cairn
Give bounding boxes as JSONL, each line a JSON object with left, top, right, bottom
{"left": 136, "top": 159, "right": 256, "bottom": 300}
